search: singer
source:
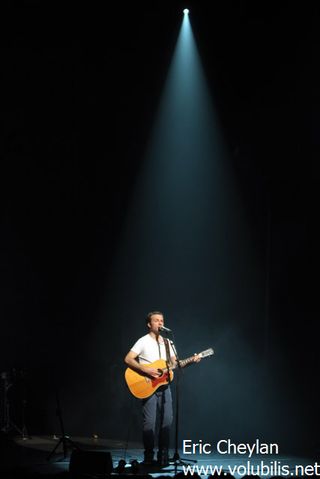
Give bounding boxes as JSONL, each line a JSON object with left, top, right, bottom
{"left": 124, "top": 311, "right": 200, "bottom": 467}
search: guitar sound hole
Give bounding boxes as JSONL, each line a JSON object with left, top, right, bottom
{"left": 157, "top": 369, "right": 163, "bottom": 377}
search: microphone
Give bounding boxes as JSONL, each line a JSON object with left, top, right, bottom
{"left": 159, "top": 326, "right": 172, "bottom": 333}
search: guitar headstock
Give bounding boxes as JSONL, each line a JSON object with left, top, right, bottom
{"left": 199, "top": 348, "right": 214, "bottom": 358}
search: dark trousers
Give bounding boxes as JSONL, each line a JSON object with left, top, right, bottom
{"left": 142, "top": 386, "right": 173, "bottom": 459}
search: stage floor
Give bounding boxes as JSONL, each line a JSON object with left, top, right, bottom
{"left": 0, "top": 435, "right": 317, "bottom": 478}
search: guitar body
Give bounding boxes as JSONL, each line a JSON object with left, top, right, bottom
{"left": 125, "top": 348, "right": 214, "bottom": 399}
{"left": 125, "top": 359, "right": 174, "bottom": 399}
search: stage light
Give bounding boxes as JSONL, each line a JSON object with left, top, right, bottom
{"left": 130, "top": 459, "right": 139, "bottom": 473}
{"left": 183, "top": 9, "right": 189, "bottom": 15}
{"left": 115, "top": 459, "right": 126, "bottom": 473}
{"left": 69, "top": 450, "right": 113, "bottom": 476}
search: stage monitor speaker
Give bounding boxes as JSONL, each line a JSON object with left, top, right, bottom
{"left": 69, "top": 449, "right": 113, "bottom": 478}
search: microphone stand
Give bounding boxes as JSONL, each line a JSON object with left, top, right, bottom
{"left": 47, "top": 389, "right": 80, "bottom": 461}
{"left": 161, "top": 329, "right": 197, "bottom": 474}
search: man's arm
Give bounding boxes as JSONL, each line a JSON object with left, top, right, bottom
{"left": 124, "top": 350, "right": 160, "bottom": 378}
{"left": 170, "top": 355, "right": 177, "bottom": 367}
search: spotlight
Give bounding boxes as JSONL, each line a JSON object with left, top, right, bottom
{"left": 183, "top": 9, "right": 189, "bottom": 15}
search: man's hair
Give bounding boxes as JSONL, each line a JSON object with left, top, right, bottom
{"left": 146, "top": 311, "right": 164, "bottom": 326}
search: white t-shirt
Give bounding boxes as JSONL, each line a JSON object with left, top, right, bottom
{"left": 131, "top": 334, "right": 175, "bottom": 364}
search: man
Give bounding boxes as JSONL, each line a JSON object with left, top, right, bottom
{"left": 124, "top": 311, "right": 200, "bottom": 467}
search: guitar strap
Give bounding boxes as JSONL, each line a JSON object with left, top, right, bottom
{"left": 164, "top": 337, "right": 171, "bottom": 364}
{"left": 163, "top": 337, "right": 173, "bottom": 389}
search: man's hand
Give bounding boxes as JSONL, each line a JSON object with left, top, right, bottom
{"left": 141, "top": 366, "right": 161, "bottom": 379}
{"left": 192, "top": 353, "right": 202, "bottom": 363}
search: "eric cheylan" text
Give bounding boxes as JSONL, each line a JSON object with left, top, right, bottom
{"left": 183, "top": 439, "right": 279, "bottom": 458}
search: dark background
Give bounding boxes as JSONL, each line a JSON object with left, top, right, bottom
{"left": 1, "top": 1, "right": 319, "bottom": 456}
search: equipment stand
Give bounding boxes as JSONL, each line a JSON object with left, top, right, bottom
{"left": 47, "top": 390, "right": 80, "bottom": 461}
{"left": 1, "top": 370, "right": 26, "bottom": 438}
{"left": 20, "top": 369, "right": 30, "bottom": 440}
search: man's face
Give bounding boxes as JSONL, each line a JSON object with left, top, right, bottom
{"left": 148, "top": 314, "right": 164, "bottom": 334}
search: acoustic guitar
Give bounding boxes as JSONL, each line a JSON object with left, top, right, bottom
{"left": 125, "top": 348, "right": 214, "bottom": 399}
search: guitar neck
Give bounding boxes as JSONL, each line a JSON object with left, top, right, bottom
{"left": 161, "top": 357, "right": 193, "bottom": 372}
{"left": 175, "top": 348, "right": 213, "bottom": 369}
{"left": 178, "top": 356, "right": 197, "bottom": 368}
{"left": 162, "top": 348, "right": 213, "bottom": 372}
